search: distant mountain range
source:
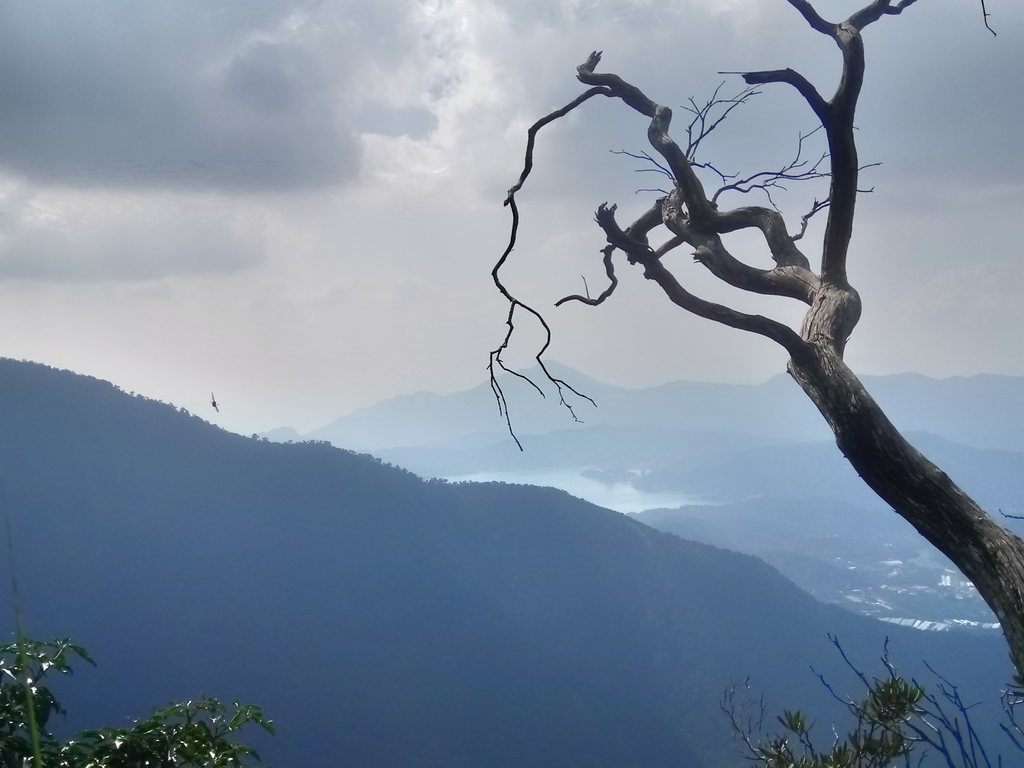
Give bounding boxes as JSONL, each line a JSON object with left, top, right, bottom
{"left": 291, "top": 363, "right": 1024, "bottom": 453}
{"left": 301, "top": 365, "right": 1024, "bottom": 628}
{"left": 0, "top": 358, "right": 1013, "bottom": 767}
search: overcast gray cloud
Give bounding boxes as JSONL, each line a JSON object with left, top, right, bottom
{"left": 0, "top": 0, "right": 1019, "bottom": 433}
{"left": 0, "top": 0, "right": 437, "bottom": 191}
{"left": 0, "top": 185, "right": 265, "bottom": 280}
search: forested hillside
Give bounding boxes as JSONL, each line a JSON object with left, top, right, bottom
{"left": 0, "top": 359, "right": 1012, "bottom": 767}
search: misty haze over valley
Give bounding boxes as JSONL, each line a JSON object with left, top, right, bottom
{"left": 265, "top": 363, "right": 1024, "bottom": 632}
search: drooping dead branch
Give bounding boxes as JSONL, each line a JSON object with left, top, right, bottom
{"left": 502, "top": 85, "right": 613, "bottom": 203}
{"left": 489, "top": 87, "right": 610, "bottom": 448}
{"left": 488, "top": 294, "right": 594, "bottom": 451}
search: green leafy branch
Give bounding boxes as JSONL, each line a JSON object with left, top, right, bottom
{"left": 0, "top": 637, "right": 272, "bottom": 768}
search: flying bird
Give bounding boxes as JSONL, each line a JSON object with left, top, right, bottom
{"left": 211, "top": 392, "right": 219, "bottom": 413}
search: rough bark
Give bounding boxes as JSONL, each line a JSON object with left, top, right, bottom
{"left": 788, "top": 345, "right": 1024, "bottom": 678}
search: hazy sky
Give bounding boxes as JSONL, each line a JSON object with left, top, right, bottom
{"left": 0, "top": 0, "right": 1020, "bottom": 434}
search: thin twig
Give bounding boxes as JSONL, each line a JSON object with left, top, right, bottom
{"left": 980, "top": 0, "right": 996, "bottom": 36}
{"left": 611, "top": 149, "right": 675, "bottom": 182}
{"left": 682, "top": 83, "right": 762, "bottom": 162}
{"left": 711, "top": 125, "right": 829, "bottom": 207}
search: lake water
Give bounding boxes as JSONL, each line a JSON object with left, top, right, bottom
{"left": 443, "top": 469, "right": 698, "bottom": 514}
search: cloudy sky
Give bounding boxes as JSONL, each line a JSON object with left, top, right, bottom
{"left": 0, "top": 0, "right": 1019, "bottom": 434}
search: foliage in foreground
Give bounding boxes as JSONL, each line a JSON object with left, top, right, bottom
{"left": 0, "top": 637, "right": 273, "bottom": 768}
{"left": 725, "top": 638, "right": 1024, "bottom": 768}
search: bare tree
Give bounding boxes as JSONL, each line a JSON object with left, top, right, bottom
{"left": 490, "top": 1, "right": 1024, "bottom": 676}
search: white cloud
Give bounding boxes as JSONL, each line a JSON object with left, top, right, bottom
{"left": 0, "top": 182, "right": 266, "bottom": 280}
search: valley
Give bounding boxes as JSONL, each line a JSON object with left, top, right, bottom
{"left": 278, "top": 364, "right": 1024, "bottom": 633}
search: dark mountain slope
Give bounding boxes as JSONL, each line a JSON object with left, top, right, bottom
{"left": 0, "top": 359, "right": 1012, "bottom": 767}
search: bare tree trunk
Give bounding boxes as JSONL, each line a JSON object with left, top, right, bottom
{"left": 788, "top": 344, "right": 1024, "bottom": 677}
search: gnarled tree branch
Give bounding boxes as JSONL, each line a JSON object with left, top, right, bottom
{"left": 594, "top": 203, "right": 809, "bottom": 356}
{"left": 577, "top": 52, "right": 718, "bottom": 226}
{"left": 735, "top": 68, "right": 829, "bottom": 124}
{"left": 556, "top": 246, "right": 619, "bottom": 307}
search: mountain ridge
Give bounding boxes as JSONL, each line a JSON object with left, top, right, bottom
{"left": 295, "top": 363, "right": 1024, "bottom": 452}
